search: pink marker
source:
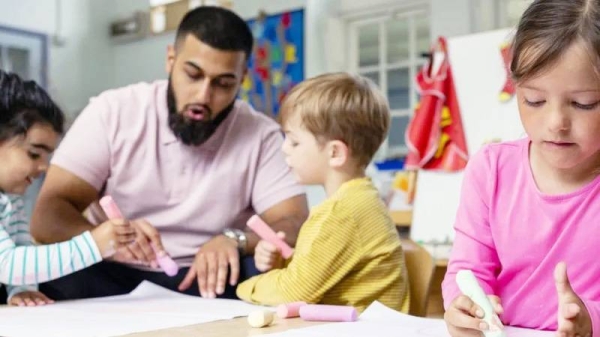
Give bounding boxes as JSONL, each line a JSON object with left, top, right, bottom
{"left": 277, "top": 301, "right": 307, "bottom": 318}
{"left": 299, "top": 305, "right": 358, "bottom": 322}
{"left": 247, "top": 215, "right": 294, "bottom": 259}
{"left": 99, "top": 196, "right": 179, "bottom": 277}
{"left": 99, "top": 196, "right": 124, "bottom": 219}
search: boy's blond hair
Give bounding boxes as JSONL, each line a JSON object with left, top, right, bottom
{"left": 279, "top": 72, "right": 390, "bottom": 168}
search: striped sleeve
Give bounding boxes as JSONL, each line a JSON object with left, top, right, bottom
{"left": 3, "top": 197, "right": 38, "bottom": 298}
{"left": 7, "top": 197, "right": 32, "bottom": 246}
{"left": 236, "top": 202, "right": 360, "bottom": 305}
{"left": 0, "top": 195, "right": 102, "bottom": 286}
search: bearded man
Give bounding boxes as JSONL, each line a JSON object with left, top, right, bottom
{"left": 30, "top": 6, "right": 308, "bottom": 300}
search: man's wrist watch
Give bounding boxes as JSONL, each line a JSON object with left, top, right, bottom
{"left": 222, "top": 228, "right": 248, "bottom": 255}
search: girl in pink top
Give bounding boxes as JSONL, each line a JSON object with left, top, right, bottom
{"left": 443, "top": 1, "right": 600, "bottom": 337}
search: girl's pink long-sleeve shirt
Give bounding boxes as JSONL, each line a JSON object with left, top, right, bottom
{"left": 442, "top": 138, "right": 600, "bottom": 335}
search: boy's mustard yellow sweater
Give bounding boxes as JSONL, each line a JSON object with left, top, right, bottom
{"left": 237, "top": 177, "right": 409, "bottom": 313}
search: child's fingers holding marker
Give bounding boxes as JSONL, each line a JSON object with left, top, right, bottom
{"left": 255, "top": 255, "right": 273, "bottom": 272}
{"left": 255, "top": 241, "right": 283, "bottom": 272}
{"left": 256, "top": 239, "right": 278, "bottom": 255}
{"left": 112, "top": 219, "right": 136, "bottom": 245}
{"left": 444, "top": 295, "right": 488, "bottom": 337}
{"left": 455, "top": 294, "right": 485, "bottom": 319}
{"left": 487, "top": 295, "right": 504, "bottom": 315}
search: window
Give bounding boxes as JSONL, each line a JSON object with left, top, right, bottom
{"left": 348, "top": 9, "right": 430, "bottom": 159}
{"left": 0, "top": 25, "right": 46, "bottom": 87}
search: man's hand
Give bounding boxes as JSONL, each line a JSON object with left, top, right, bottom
{"left": 555, "top": 262, "right": 592, "bottom": 337}
{"left": 178, "top": 235, "right": 240, "bottom": 298}
{"left": 107, "top": 219, "right": 166, "bottom": 268}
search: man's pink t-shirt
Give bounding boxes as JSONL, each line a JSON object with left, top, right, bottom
{"left": 52, "top": 80, "right": 305, "bottom": 266}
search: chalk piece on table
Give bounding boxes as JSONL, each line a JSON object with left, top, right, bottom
{"left": 299, "top": 304, "right": 358, "bottom": 322}
{"left": 248, "top": 310, "right": 275, "bottom": 328}
{"left": 277, "top": 301, "right": 307, "bottom": 318}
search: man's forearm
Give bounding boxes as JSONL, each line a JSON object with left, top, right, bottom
{"left": 30, "top": 198, "right": 94, "bottom": 244}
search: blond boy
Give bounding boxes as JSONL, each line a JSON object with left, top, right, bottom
{"left": 236, "top": 73, "right": 409, "bottom": 312}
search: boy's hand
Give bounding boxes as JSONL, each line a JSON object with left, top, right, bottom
{"left": 444, "top": 294, "right": 503, "bottom": 337}
{"left": 254, "top": 231, "right": 286, "bottom": 272}
{"left": 9, "top": 291, "right": 54, "bottom": 306}
{"left": 555, "top": 262, "right": 592, "bottom": 337}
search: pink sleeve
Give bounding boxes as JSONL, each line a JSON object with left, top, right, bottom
{"left": 582, "top": 300, "right": 600, "bottom": 337}
{"left": 251, "top": 129, "right": 305, "bottom": 214}
{"left": 442, "top": 145, "right": 501, "bottom": 309}
{"left": 51, "top": 96, "right": 111, "bottom": 191}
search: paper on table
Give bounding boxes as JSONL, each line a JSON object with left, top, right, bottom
{"left": 0, "top": 281, "right": 265, "bottom": 337}
{"left": 266, "top": 301, "right": 555, "bottom": 337}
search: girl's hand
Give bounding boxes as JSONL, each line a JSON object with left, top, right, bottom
{"left": 9, "top": 291, "right": 54, "bottom": 306}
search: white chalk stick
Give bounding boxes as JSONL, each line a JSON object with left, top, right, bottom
{"left": 456, "top": 270, "right": 505, "bottom": 337}
{"left": 247, "top": 310, "right": 275, "bottom": 328}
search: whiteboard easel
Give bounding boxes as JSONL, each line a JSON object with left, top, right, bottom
{"left": 410, "top": 29, "right": 525, "bottom": 243}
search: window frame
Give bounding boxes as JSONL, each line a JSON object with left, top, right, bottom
{"left": 347, "top": 8, "right": 429, "bottom": 159}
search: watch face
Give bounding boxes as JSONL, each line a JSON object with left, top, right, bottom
{"left": 224, "top": 229, "right": 240, "bottom": 242}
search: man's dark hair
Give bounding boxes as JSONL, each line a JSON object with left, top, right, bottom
{"left": 0, "top": 70, "right": 64, "bottom": 142}
{"left": 175, "top": 6, "right": 254, "bottom": 59}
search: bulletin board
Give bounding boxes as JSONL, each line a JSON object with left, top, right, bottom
{"left": 240, "top": 9, "right": 304, "bottom": 117}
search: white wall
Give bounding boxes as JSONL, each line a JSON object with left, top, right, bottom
{"left": 429, "top": 0, "right": 472, "bottom": 40}
{"left": 0, "top": 0, "right": 480, "bottom": 129}
{"left": 110, "top": 0, "right": 474, "bottom": 90}
{"left": 0, "top": 0, "right": 116, "bottom": 120}
{"left": 109, "top": 0, "right": 170, "bottom": 86}
{"left": 109, "top": 0, "right": 311, "bottom": 87}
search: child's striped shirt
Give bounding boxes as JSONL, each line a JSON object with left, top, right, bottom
{"left": 0, "top": 193, "right": 102, "bottom": 299}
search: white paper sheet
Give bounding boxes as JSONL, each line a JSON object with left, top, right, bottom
{"left": 266, "top": 302, "right": 555, "bottom": 337}
{"left": 0, "top": 281, "right": 265, "bottom": 337}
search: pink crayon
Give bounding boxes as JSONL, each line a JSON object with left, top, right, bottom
{"left": 99, "top": 196, "right": 179, "bottom": 277}
{"left": 299, "top": 305, "right": 358, "bottom": 322}
{"left": 99, "top": 196, "right": 124, "bottom": 219}
{"left": 247, "top": 215, "right": 294, "bottom": 259}
{"left": 277, "top": 301, "right": 307, "bottom": 318}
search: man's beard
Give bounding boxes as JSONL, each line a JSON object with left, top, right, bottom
{"left": 167, "top": 79, "right": 234, "bottom": 146}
